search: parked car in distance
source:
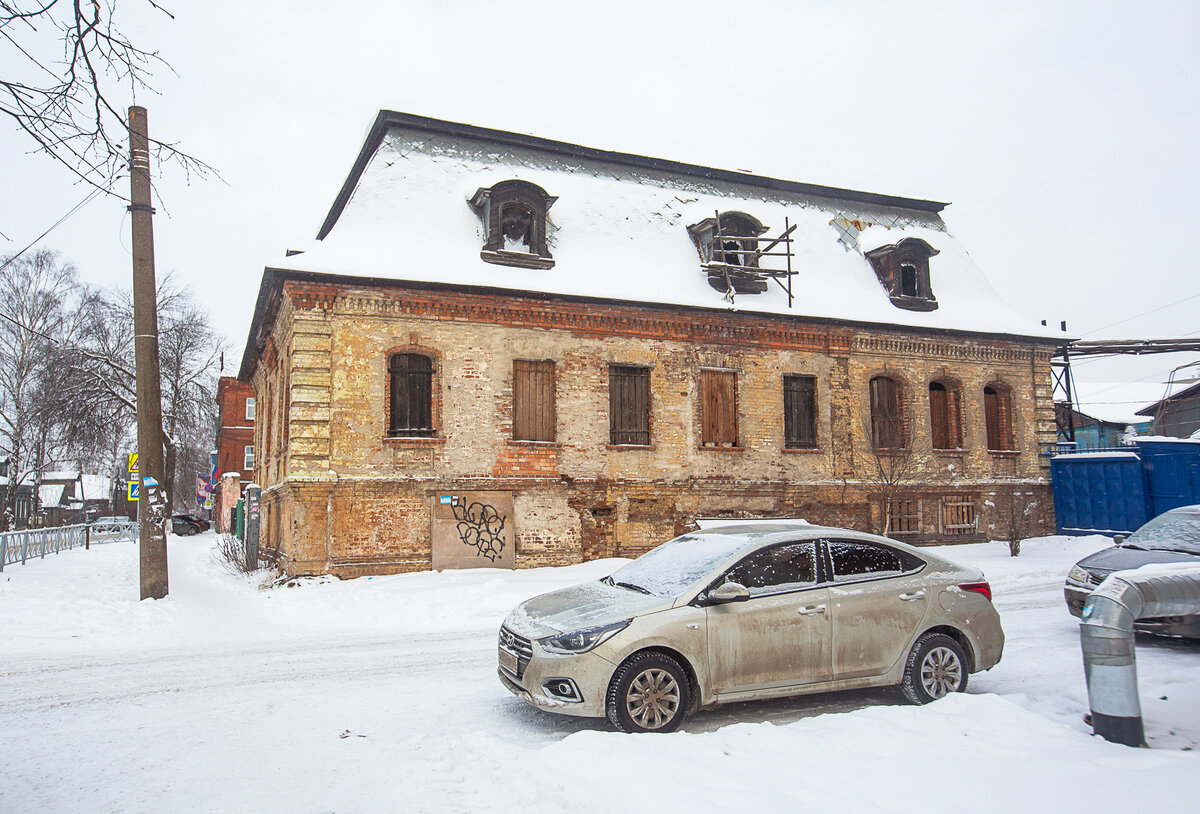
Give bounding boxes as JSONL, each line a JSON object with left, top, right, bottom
{"left": 172, "top": 513, "right": 210, "bottom": 532}
{"left": 90, "top": 516, "right": 132, "bottom": 531}
{"left": 1064, "top": 504, "right": 1200, "bottom": 638}
{"left": 498, "top": 522, "right": 1003, "bottom": 733}
{"left": 170, "top": 515, "right": 205, "bottom": 536}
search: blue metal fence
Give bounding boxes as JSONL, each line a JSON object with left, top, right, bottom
{"left": 1049, "top": 439, "right": 1200, "bottom": 536}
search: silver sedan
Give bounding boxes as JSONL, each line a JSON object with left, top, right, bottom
{"left": 498, "top": 523, "right": 1003, "bottom": 733}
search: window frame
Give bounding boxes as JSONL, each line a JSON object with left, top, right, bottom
{"left": 864, "top": 238, "right": 940, "bottom": 311}
{"left": 387, "top": 352, "right": 436, "bottom": 438}
{"left": 512, "top": 359, "right": 556, "bottom": 442}
{"left": 869, "top": 375, "right": 905, "bottom": 450}
{"left": 940, "top": 494, "right": 979, "bottom": 535}
{"left": 783, "top": 374, "right": 818, "bottom": 449}
{"left": 245, "top": 397, "right": 256, "bottom": 421}
{"left": 609, "top": 364, "right": 651, "bottom": 446}
{"left": 700, "top": 368, "right": 739, "bottom": 448}
{"left": 928, "top": 379, "right": 963, "bottom": 451}
{"left": 713, "top": 540, "right": 822, "bottom": 598}
{"left": 470, "top": 180, "right": 557, "bottom": 269}
{"left": 243, "top": 444, "right": 255, "bottom": 471}
{"left": 824, "top": 539, "right": 925, "bottom": 585}
{"left": 984, "top": 382, "right": 1016, "bottom": 451}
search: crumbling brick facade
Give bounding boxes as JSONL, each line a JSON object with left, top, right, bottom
{"left": 249, "top": 278, "right": 1058, "bottom": 578}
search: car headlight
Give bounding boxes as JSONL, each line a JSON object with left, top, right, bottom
{"left": 1067, "top": 565, "right": 1092, "bottom": 586}
{"left": 539, "top": 619, "right": 631, "bottom": 654}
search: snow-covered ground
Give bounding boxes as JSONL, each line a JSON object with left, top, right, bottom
{"left": 1, "top": 533, "right": 1196, "bottom": 813}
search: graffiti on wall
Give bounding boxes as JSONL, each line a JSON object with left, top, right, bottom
{"left": 452, "top": 501, "right": 507, "bottom": 561}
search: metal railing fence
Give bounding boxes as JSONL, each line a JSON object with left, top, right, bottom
{"left": 0, "top": 522, "right": 137, "bottom": 571}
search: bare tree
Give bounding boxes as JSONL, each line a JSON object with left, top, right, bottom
{"left": 58, "top": 273, "right": 224, "bottom": 510}
{"left": 861, "top": 421, "right": 921, "bottom": 536}
{"left": 0, "top": 249, "right": 84, "bottom": 527}
{"left": 1, "top": 1, "right": 211, "bottom": 193}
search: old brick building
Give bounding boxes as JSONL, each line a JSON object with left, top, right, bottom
{"left": 239, "top": 111, "right": 1062, "bottom": 577}
{"left": 213, "top": 376, "right": 255, "bottom": 531}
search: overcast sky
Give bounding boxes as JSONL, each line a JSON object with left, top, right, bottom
{"left": 3, "top": 0, "right": 1197, "bottom": 411}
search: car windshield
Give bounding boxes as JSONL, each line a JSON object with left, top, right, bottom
{"left": 1125, "top": 510, "right": 1200, "bottom": 555}
{"left": 606, "top": 531, "right": 757, "bottom": 598}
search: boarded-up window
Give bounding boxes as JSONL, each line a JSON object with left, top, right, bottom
{"left": 941, "top": 495, "right": 978, "bottom": 535}
{"left": 886, "top": 498, "right": 921, "bottom": 536}
{"left": 700, "top": 369, "right": 738, "bottom": 447}
{"left": 870, "top": 376, "right": 903, "bottom": 449}
{"left": 514, "top": 360, "right": 555, "bottom": 442}
{"left": 609, "top": 365, "right": 650, "bottom": 445}
{"left": 984, "top": 384, "right": 1015, "bottom": 450}
{"left": 929, "top": 380, "right": 962, "bottom": 450}
{"left": 389, "top": 353, "right": 434, "bottom": 437}
{"left": 783, "top": 374, "right": 817, "bottom": 449}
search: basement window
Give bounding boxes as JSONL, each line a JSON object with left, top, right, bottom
{"left": 470, "top": 180, "right": 557, "bottom": 270}
{"left": 864, "top": 238, "right": 939, "bottom": 311}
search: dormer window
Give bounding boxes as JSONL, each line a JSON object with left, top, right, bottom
{"left": 864, "top": 238, "right": 939, "bottom": 311}
{"left": 688, "top": 211, "right": 770, "bottom": 294}
{"left": 470, "top": 180, "right": 557, "bottom": 270}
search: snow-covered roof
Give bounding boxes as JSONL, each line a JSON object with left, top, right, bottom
{"left": 38, "top": 484, "right": 65, "bottom": 506}
{"left": 252, "top": 112, "right": 1059, "bottom": 368}
{"left": 80, "top": 475, "right": 112, "bottom": 500}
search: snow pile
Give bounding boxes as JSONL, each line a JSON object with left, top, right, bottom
{"left": 1, "top": 533, "right": 1197, "bottom": 813}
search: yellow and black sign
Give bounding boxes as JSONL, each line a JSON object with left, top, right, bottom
{"left": 128, "top": 453, "right": 139, "bottom": 474}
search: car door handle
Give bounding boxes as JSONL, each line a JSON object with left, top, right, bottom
{"left": 899, "top": 590, "right": 926, "bottom": 602}
{"left": 798, "top": 604, "right": 826, "bottom": 616}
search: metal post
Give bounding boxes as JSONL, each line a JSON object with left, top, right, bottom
{"left": 244, "top": 485, "right": 261, "bottom": 571}
{"left": 128, "top": 106, "right": 169, "bottom": 600}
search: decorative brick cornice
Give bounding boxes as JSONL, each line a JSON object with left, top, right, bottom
{"left": 334, "top": 286, "right": 857, "bottom": 354}
{"left": 852, "top": 335, "right": 1038, "bottom": 364}
{"left": 285, "top": 280, "right": 339, "bottom": 311}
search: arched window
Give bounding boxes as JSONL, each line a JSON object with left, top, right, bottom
{"left": 470, "top": 180, "right": 557, "bottom": 269}
{"left": 389, "top": 353, "right": 434, "bottom": 437}
{"left": 984, "top": 383, "right": 1015, "bottom": 451}
{"left": 929, "top": 380, "right": 962, "bottom": 450}
{"left": 864, "top": 238, "right": 940, "bottom": 311}
{"left": 869, "top": 376, "right": 904, "bottom": 449}
{"left": 687, "top": 211, "right": 770, "bottom": 294}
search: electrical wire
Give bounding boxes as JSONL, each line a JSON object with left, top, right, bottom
{"left": 0, "top": 180, "right": 118, "bottom": 275}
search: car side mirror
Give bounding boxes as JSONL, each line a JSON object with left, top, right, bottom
{"left": 708, "top": 582, "right": 751, "bottom": 604}
{"left": 1113, "top": 534, "right": 1126, "bottom": 546}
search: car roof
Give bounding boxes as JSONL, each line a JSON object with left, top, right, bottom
{"left": 686, "top": 522, "right": 935, "bottom": 561}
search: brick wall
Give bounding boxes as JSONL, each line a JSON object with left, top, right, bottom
{"left": 251, "top": 279, "right": 1058, "bottom": 577}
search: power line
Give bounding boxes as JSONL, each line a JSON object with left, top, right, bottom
{"left": 0, "top": 181, "right": 116, "bottom": 275}
{"left": 1081, "top": 292, "right": 1200, "bottom": 337}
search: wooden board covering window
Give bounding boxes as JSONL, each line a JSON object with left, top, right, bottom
{"left": 984, "top": 385, "right": 1014, "bottom": 450}
{"left": 929, "top": 381, "right": 951, "bottom": 450}
{"left": 701, "top": 369, "right": 738, "bottom": 447}
{"left": 513, "top": 360, "right": 555, "bottom": 442}
{"left": 941, "top": 495, "right": 978, "bottom": 534}
{"left": 783, "top": 374, "right": 817, "bottom": 449}
{"left": 870, "top": 376, "right": 902, "bottom": 449}
{"left": 609, "top": 365, "right": 650, "bottom": 445}
{"left": 886, "top": 498, "right": 921, "bottom": 535}
{"left": 389, "top": 353, "right": 434, "bottom": 436}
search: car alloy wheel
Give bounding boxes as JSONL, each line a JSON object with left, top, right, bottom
{"left": 901, "top": 632, "right": 968, "bottom": 704}
{"left": 606, "top": 651, "right": 691, "bottom": 733}
{"left": 920, "top": 645, "right": 963, "bottom": 699}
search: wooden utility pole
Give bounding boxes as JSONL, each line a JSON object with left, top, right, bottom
{"left": 128, "top": 106, "right": 169, "bottom": 599}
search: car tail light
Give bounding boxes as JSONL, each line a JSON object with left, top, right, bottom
{"left": 959, "top": 582, "right": 992, "bottom": 602}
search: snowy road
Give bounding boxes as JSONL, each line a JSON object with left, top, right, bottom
{"left": 1, "top": 533, "right": 1197, "bottom": 813}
